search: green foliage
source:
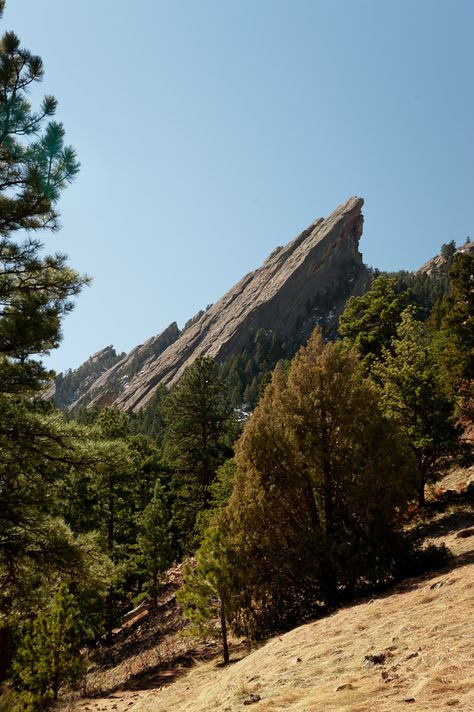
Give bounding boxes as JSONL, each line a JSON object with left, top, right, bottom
{"left": 13, "top": 585, "right": 85, "bottom": 710}
{"left": 0, "top": 15, "right": 84, "bottom": 396}
{"left": 0, "top": 400, "right": 116, "bottom": 626}
{"left": 384, "top": 269, "right": 450, "bottom": 319}
{"left": 220, "top": 328, "right": 292, "bottom": 408}
{"left": 178, "top": 525, "right": 230, "bottom": 663}
{"left": 194, "top": 459, "right": 236, "bottom": 538}
{"left": 338, "top": 276, "right": 411, "bottom": 370}
{"left": 128, "top": 384, "right": 168, "bottom": 445}
{"left": 136, "top": 479, "right": 172, "bottom": 607}
{"left": 0, "top": 685, "right": 22, "bottom": 712}
{"left": 163, "top": 357, "right": 235, "bottom": 552}
{"left": 431, "top": 252, "right": 474, "bottom": 407}
{"left": 374, "top": 308, "right": 461, "bottom": 505}
{"left": 219, "top": 330, "right": 415, "bottom": 639}
{"left": 0, "top": 27, "right": 79, "bottom": 237}
{"left": 0, "top": 8, "right": 87, "bottom": 622}
{"left": 440, "top": 240, "right": 456, "bottom": 261}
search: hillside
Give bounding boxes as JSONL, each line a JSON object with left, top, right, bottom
{"left": 60, "top": 460, "right": 474, "bottom": 712}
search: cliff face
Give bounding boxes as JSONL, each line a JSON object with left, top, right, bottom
{"left": 43, "top": 345, "right": 124, "bottom": 408}
{"left": 66, "top": 322, "right": 181, "bottom": 409}
{"left": 73, "top": 196, "right": 366, "bottom": 412}
{"left": 59, "top": 197, "right": 369, "bottom": 412}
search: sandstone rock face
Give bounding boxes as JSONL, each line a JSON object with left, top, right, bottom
{"left": 44, "top": 344, "right": 123, "bottom": 407}
{"left": 68, "top": 321, "right": 180, "bottom": 409}
{"left": 98, "top": 196, "right": 369, "bottom": 412}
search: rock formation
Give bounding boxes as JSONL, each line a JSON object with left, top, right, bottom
{"left": 65, "top": 196, "right": 367, "bottom": 412}
{"left": 416, "top": 239, "right": 474, "bottom": 276}
{"left": 67, "top": 322, "right": 181, "bottom": 409}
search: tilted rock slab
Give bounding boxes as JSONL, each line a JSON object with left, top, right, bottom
{"left": 98, "top": 196, "right": 370, "bottom": 412}
{"left": 69, "top": 321, "right": 180, "bottom": 409}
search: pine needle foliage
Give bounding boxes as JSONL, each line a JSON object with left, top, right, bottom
{"left": 374, "top": 308, "right": 462, "bottom": 505}
{"left": 163, "top": 357, "right": 234, "bottom": 552}
{"left": 220, "top": 330, "right": 415, "bottom": 639}
{"left": 136, "top": 479, "right": 172, "bottom": 608}
{"left": 338, "top": 276, "right": 411, "bottom": 371}
{"left": 13, "top": 585, "right": 85, "bottom": 710}
{"left": 431, "top": 252, "right": 474, "bottom": 414}
{"left": 178, "top": 525, "right": 231, "bottom": 664}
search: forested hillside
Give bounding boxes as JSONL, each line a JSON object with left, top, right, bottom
{"left": 0, "top": 4, "right": 473, "bottom": 711}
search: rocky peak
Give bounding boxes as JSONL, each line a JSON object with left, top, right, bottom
{"left": 101, "top": 196, "right": 369, "bottom": 412}
{"left": 60, "top": 322, "right": 180, "bottom": 410}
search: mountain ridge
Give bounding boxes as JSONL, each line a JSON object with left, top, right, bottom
{"left": 51, "top": 197, "right": 472, "bottom": 414}
{"left": 60, "top": 196, "right": 369, "bottom": 412}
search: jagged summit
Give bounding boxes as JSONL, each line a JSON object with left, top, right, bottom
{"left": 60, "top": 196, "right": 370, "bottom": 412}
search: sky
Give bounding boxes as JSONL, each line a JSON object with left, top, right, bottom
{"left": 3, "top": 0, "right": 473, "bottom": 373}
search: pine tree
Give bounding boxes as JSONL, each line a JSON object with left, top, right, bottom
{"left": 338, "top": 276, "right": 411, "bottom": 371}
{"left": 431, "top": 252, "right": 474, "bottom": 414}
{"left": 194, "top": 458, "right": 236, "bottom": 538}
{"left": 0, "top": 5, "right": 136, "bottom": 676}
{"left": 374, "top": 308, "right": 461, "bottom": 506}
{"left": 136, "top": 479, "right": 171, "bottom": 608}
{"left": 13, "top": 585, "right": 85, "bottom": 710}
{"left": 178, "top": 525, "right": 231, "bottom": 664}
{"left": 219, "top": 330, "right": 415, "bottom": 639}
{"left": 0, "top": 401, "right": 118, "bottom": 672}
{"left": 0, "top": 7, "right": 83, "bottom": 396}
{"left": 163, "top": 357, "right": 234, "bottom": 552}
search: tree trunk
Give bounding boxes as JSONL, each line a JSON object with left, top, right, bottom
{"left": 220, "top": 602, "right": 229, "bottom": 664}
{"left": 0, "top": 626, "right": 12, "bottom": 682}
{"left": 418, "top": 475, "right": 426, "bottom": 507}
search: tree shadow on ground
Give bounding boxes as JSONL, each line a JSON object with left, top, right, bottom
{"left": 410, "top": 509, "right": 474, "bottom": 541}
{"left": 407, "top": 486, "right": 474, "bottom": 541}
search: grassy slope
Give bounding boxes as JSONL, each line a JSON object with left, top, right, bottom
{"left": 64, "top": 462, "right": 474, "bottom": 712}
{"left": 135, "top": 541, "right": 474, "bottom": 711}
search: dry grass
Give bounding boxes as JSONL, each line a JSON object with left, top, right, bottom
{"left": 131, "top": 552, "right": 474, "bottom": 712}
{"left": 62, "top": 464, "right": 474, "bottom": 712}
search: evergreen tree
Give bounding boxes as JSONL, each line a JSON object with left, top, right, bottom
{"left": 136, "top": 479, "right": 171, "bottom": 608}
{"left": 178, "top": 525, "right": 231, "bottom": 664}
{"left": 0, "top": 400, "right": 118, "bottom": 677}
{"left": 92, "top": 408, "right": 133, "bottom": 643}
{"left": 0, "top": 8, "right": 83, "bottom": 396}
{"left": 194, "top": 458, "right": 236, "bottom": 538}
{"left": 13, "top": 585, "right": 85, "bottom": 710}
{"left": 374, "top": 308, "right": 462, "bottom": 505}
{"left": 0, "top": 3, "right": 90, "bottom": 673}
{"left": 431, "top": 252, "right": 474, "bottom": 413}
{"left": 338, "top": 276, "right": 411, "bottom": 371}
{"left": 219, "top": 331, "right": 415, "bottom": 639}
{"left": 129, "top": 384, "right": 168, "bottom": 445}
{"left": 440, "top": 240, "right": 456, "bottom": 261}
{"left": 163, "top": 357, "right": 234, "bottom": 552}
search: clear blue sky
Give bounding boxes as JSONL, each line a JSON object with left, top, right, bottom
{"left": 4, "top": 0, "right": 473, "bottom": 373}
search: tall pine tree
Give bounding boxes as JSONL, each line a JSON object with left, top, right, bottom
{"left": 163, "top": 357, "right": 234, "bottom": 552}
